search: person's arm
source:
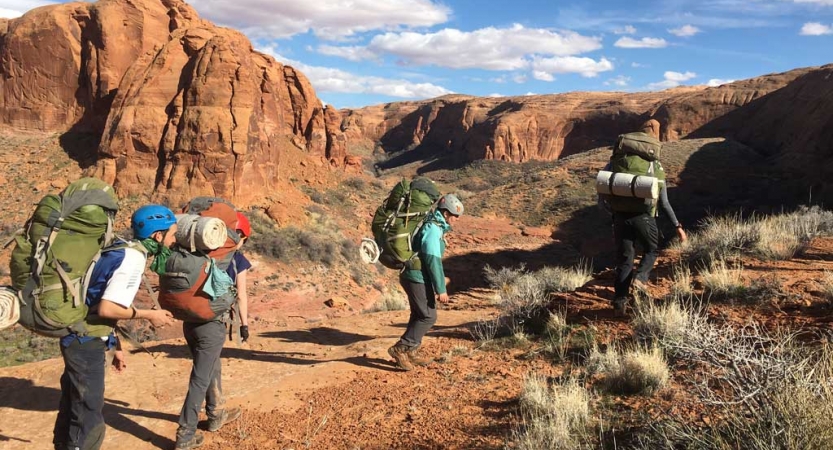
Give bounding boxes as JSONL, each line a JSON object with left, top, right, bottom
{"left": 657, "top": 184, "right": 687, "bottom": 242}
{"left": 237, "top": 270, "right": 249, "bottom": 343}
{"left": 420, "top": 225, "right": 448, "bottom": 302}
{"left": 97, "top": 300, "right": 173, "bottom": 326}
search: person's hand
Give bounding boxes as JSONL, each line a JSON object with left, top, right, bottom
{"left": 111, "top": 351, "right": 127, "bottom": 373}
{"left": 240, "top": 325, "right": 250, "bottom": 343}
{"left": 148, "top": 309, "right": 174, "bottom": 327}
{"left": 436, "top": 293, "right": 450, "bottom": 304}
{"left": 676, "top": 226, "right": 688, "bottom": 243}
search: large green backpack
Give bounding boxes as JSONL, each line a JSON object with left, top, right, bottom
{"left": 371, "top": 177, "right": 441, "bottom": 270}
{"left": 607, "top": 132, "right": 666, "bottom": 214}
{"left": 8, "top": 178, "right": 123, "bottom": 338}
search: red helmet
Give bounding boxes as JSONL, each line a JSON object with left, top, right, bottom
{"left": 236, "top": 212, "right": 252, "bottom": 238}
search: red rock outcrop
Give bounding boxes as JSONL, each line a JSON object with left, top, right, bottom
{"left": 0, "top": 0, "right": 345, "bottom": 208}
{"left": 341, "top": 68, "right": 815, "bottom": 164}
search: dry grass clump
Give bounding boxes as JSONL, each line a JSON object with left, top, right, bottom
{"left": 513, "top": 374, "right": 593, "bottom": 450}
{"left": 820, "top": 271, "right": 833, "bottom": 303}
{"left": 587, "top": 345, "right": 669, "bottom": 395}
{"left": 683, "top": 206, "right": 833, "bottom": 263}
{"left": 542, "top": 310, "right": 571, "bottom": 361}
{"left": 632, "top": 300, "right": 694, "bottom": 346}
{"left": 700, "top": 259, "right": 746, "bottom": 299}
{"left": 669, "top": 265, "right": 694, "bottom": 299}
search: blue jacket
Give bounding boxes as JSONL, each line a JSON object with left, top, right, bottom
{"left": 401, "top": 211, "right": 451, "bottom": 294}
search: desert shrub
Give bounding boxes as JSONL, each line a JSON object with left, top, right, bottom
{"left": 366, "top": 288, "right": 407, "bottom": 312}
{"left": 587, "top": 345, "right": 669, "bottom": 395}
{"left": 341, "top": 177, "right": 367, "bottom": 191}
{"left": 483, "top": 263, "right": 527, "bottom": 291}
{"left": 469, "top": 317, "right": 502, "bottom": 343}
{"left": 644, "top": 323, "right": 833, "bottom": 450}
{"left": 512, "top": 374, "right": 593, "bottom": 450}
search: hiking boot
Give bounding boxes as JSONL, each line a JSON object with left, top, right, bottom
{"left": 406, "top": 345, "right": 431, "bottom": 367}
{"left": 175, "top": 432, "right": 205, "bottom": 449}
{"left": 612, "top": 298, "right": 628, "bottom": 317}
{"left": 207, "top": 407, "right": 242, "bottom": 432}
{"left": 387, "top": 343, "right": 414, "bottom": 371}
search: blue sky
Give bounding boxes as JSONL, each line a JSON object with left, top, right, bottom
{"left": 2, "top": 0, "right": 833, "bottom": 109}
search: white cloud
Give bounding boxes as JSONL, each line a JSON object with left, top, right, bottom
{"left": 532, "top": 70, "right": 555, "bottom": 82}
{"left": 524, "top": 92, "right": 537, "bottom": 96}
{"left": 631, "top": 62, "right": 646, "bottom": 68}
{"left": 646, "top": 71, "right": 697, "bottom": 90}
{"left": 0, "top": 0, "right": 55, "bottom": 18}
{"left": 487, "top": 93, "right": 503, "bottom": 98}
{"left": 259, "top": 46, "right": 452, "bottom": 99}
{"left": 669, "top": 24, "right": 701, "bottom": 37}
{"left": 605, "top": 75, "right": 631, "bottom": 87}
{"left": 614, "top": 36, "right": 668, "bottom": 48}
{"left": 362, "top": 24, "right": 602, "bottom": 70}
{"left": 531, "top": 56, "right": 614, "bottom": 79}
{"left": 706, "top": 78, "right": 735, "bottom": 86}
{"left": 189, "top": 0, "right": 450, "bottom": 40}
{"left": 800, "top": 22, "right": 833, "bottom": 35}
{"left": 513, "top": 74, "right": 528, "bottom": 84}
{"left": 614, "top": 25, "right": 637, "bottom": 35}
{"left": 317, "top": 45, "right": 379, "bottom": 62}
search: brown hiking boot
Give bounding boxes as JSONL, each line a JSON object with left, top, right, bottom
{"left": 407, "top": 345, "right": 431, "bottom": 367}
{"left": 175, "top": 432, "right": 205, "bottom": 449}
{"left": 612, "top": 298, "right": 628, "bottom": 317}
{"left": 387, "top": 343, "right": 414, "bottom": 371}
{"left": 207, "top": 407, "right": 242, "bottom": 432}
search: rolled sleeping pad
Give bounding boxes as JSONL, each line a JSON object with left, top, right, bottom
{"left": 175, "top": 214, "right": 228, "bottom": 252}
{"left": 595, "top": 171, "right": 659, "bottom": 200}
{"left": 0, "top": 287, "right": 20, "bottom": 331}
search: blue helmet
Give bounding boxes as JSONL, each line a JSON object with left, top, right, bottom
{"left": 131, "top": 204, "right": 176, "bottom": 239}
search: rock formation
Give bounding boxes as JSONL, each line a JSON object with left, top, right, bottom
{"left": 340, "top": 68, "right": 816, "bottom": 165}
{"left": 0, "top": 0, "right": 346, "bottom": 207}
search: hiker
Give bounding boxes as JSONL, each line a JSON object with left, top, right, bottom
{"left": 388, "top": 194, "right": 464, "bottom": 371}
{"left": 231, "top": 211, "right": 252, "bottom": 343}
{"left": 170, "top": 200, "right": 244, "bottom": 450}
{"left": 607, "top": 119, "right": 687, "bottom": 315}
{"left": 52, "top": 205, "right": 176, "bottom": 450}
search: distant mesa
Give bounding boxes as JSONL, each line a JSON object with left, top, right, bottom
{"left": 0, "top": 0, "right": 346, "bottom": 207}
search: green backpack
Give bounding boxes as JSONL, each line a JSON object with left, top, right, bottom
{"left": 371, "top": 177, "right": 441, "bottom": 270}
{"left": 8, "top": 178, "right": 123, "bottom": 338}
{"left": 606, "top": 132, "right": 666, "bottom": 214}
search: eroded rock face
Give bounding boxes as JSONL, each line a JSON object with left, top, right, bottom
{"left": 0, "top": 0, "right": 345, "bottom": 207}
{"left": 340, "top": 68, "right": 814, "bottom": 164}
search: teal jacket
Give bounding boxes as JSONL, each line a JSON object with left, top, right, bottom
{"left": 402, "top": 210, "right": 451, "bottom": 294}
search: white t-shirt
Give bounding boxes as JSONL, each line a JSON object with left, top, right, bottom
{"left": 101, "top": 247, "right": 146, "bottom": 308}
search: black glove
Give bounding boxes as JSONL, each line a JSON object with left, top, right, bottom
{"left": 240, "top": 325, "right": 249, "bottom": 342}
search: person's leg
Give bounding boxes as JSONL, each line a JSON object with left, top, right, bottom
{"left": 398, "top": 280, "right": 437, "bottom": 348}
{"left": 613, "top": 215, "right": 637, "bottom": 301}
{"left": 633, "top": 214, "right": 660, "bottom": 284}
{"left": 53, "top": 339, "right": 107, "bottom": 450}
{"left": 176, "top": 321, "right": 225, "bottom": 446}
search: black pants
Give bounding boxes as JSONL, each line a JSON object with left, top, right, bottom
{"left": 613, "top": 212, "right": 659, "bottom": 301}
{"left": 397, "top": 278, "right": 437, "bottom": 349}
{"left": 176, "top": 320, "right": 225, "bottom": 443}
{"left": 53, "top": 338, "right": 107, "bottom": 450}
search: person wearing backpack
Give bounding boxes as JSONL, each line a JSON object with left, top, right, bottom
{"left": 606, "top": 119, "right": 687, "bottom": 316}
{"left": 171, "top": 201, "right": 244, "bottom": 450}
{"left": 231, "top": 212, "right": 252, "bottom": 344}
{"left": 388, "top": 194, "right": 464, "bottom": 371}
{"left": 52, "top": 205, "right": 177, "bottom": 450}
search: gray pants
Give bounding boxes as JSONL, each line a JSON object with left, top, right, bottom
{"left": 397, "top": 278, "right": 437, "bottom": 349}
{"left": 176, "top": 320, "right": 225, "bottom": 442}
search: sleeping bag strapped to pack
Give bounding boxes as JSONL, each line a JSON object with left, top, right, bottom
{"left": 603, "top": 131, "right": 666, "bottom": 215}
{"left": 158, "top": 198, "right": 241, "bottom": 322}
{"left": 369, "top": 177, "right": 441, "bottom": 270}
{"left": 7, "top": 178, "right": 123, "bottom": 337}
